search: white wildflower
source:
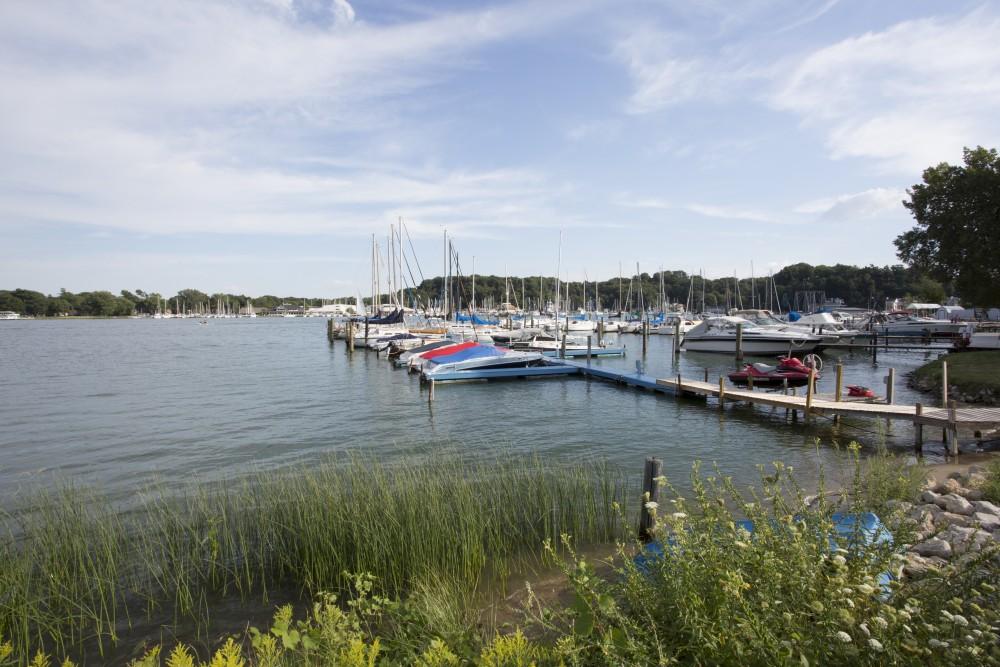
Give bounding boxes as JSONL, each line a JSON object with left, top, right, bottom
{"left": 868, "top": 638, "right": 883, "bottom": 652}
{"left": 857, "top": 583, "right": 875, "bottom": 596}
{"left": 941, "top": 610, "right": 954, "bottom": 621}
{"left": 898, "top": 610, "right": 911, "bottom": 621}
{"left": 844, "top": 598, "right": 855, "bottom": 609}
{"left": 832, "top": 554, "right": 847, "bottom": 567}
{"left": 644, "top": 501, "right": 658, "bottom": 510}
{"left": 654, "top": 475, "right": 667, "bottom": 486}
{"left": 872, "top": 616, "right": 888, "bottom": 630}
{"left": 841, "top": 587, "right": 853, "bottom": 595}
{"left": 735, "top": 540, "right": 749, "bottom": 549}
{"left": 858, "top": 622, "right": 870, "bottom": 636}
{"left": 951, "top": 614, "right": 969, "bottom": 627}
{"left": 929, "top": 638, "right": 948, "bottom": 649}
{"left": 671, "top": 512, "right": 687, "bottom": 520}
{"left": 835, "top": 631, "right": 852, "bottom": 643}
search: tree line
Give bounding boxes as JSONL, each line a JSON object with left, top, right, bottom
{"left": 1, "top": 263, "right": 951, "bottom": 317}
{"left": 0, "top": 288, "right": 333, "bottom": 317}
{"left": 371, "top": 262, "right": 949, "bottom": 313}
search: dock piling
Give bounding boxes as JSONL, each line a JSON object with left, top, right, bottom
{"left": 806, "top": 369, "right": 815, "bottom": 414}
{"left": 718, "top": 377, "right": 725, "bottom": 409}
{"left": 703, "top": 368, "right": 709, "bottom": 382}
{"left": 428, "top": 379, "right": 435, "bottom": 402}
{"left": 642, "top": 319, "right": 648, "bottom": 356}
{"left": 673, "top": 319, "right": 681, "bottom": 357}
{"left": 587, "top": 335, "right": 592, "bottom": 364}
{"left": 941, "top": 360, "right": 949, "bottom": 407}
{"left": 735, "top": 323, "right": 744, "bottom": 362}
{"left": 834, "top": 363, "right": 843, "bottom": 402}
{"left": 947, "top": 400, "right": 959, "bottom": 457}
{"left": 886, "top": 368, "right": 895, "bottom": 404}
{"left": 638, "top": 456, "right": 662, "bottom": 541}
{"left": 326, "top": 318, "right": 334, "bottom": 343}
{"left": 914, "top": 403, "right": 923, "bottom": 453}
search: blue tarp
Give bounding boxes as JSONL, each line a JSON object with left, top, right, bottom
{"left": 426, "top": 344, "right": 504, "bottom": 365}
{"left": 456, "top": 313, "right": 500, "bottom": 325}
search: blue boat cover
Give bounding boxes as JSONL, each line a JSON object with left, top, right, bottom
{"left": 427, "top": 344, "right": 505, "bottom": 365}
{"left": 456, "top": 313, "right": 500, "bottom": 325}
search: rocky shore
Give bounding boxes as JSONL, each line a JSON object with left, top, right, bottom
{"left": 892, "top": 463, "right": 1000, "bottom": 579}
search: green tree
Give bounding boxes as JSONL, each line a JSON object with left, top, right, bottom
{"left": 896, "top": 146, "right": 1000, "bottom": 306}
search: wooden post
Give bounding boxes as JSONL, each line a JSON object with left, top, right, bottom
{"left": 587, "top": 335, "right": 592, "bottom": 364}
{"left": 747, "top": 372, "right": 754, "bottom": 391}
{"left": 597, "top": 320, "right": 604, "bottom": 342}
{"left": 914, "top": 403, "right": 924, "bottom": 453}
{"left": 871, "top": 331, "right": 877, "bottom": 364}
{"left": 735, "top": 322, "right": 744, "bottom": 362}
{"left": 806, "top": 368, "right": 815, "bottom": 413}
{"left": 718, "top": 376, "right": 725, "bottom": 409}
{"left": 941, "top": 360, "right": 949, "bottom": 407}
{"left": 886, "top": 368, "right": 895, "bottom": 404}
{"left": 638, "top": 456, "right": 662, "bottom": 541}
{"left": 677, "top": 372, "right": 682, "bottom": 395}
{"left": 703, "top": 368, "right": 709, "bottom": 382}
{"left": 347, "top": 321, "right": 355, "bottom": 352}
{"left": 364, "top": 318, "right": 369, "bottom": 350}
{"left": 561, "top": 332, "right": 567, "bottom": 359}
{"left": 947, "top": 400, "right": 959, "bottom": 457}
{"left": 673, "top": 318, "right": 681, "bottom": 357}
{"left": 834, "top": 363, "right": 843, "bottom": 402}
{"left": 428, "top": 379, "right": 435, "bottom": 402}
{"left": 791, "top": 386, "right": 798, "bottom": 420}
{"left": 642, "top": 319, "right": 648, "bottom": 355}
{"left": 327, "top": 318, "right": 334, "bottom": 342}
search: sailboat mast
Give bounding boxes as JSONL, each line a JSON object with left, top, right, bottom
{"left": 442, "top": 229, "right": 447, "bottom": 317}
{"left": 555, "top": 230, "right": 562, "bottom": 338}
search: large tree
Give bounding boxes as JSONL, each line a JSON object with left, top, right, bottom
{"left": 895, "top": 146, "right": 1000, "bottom": 307}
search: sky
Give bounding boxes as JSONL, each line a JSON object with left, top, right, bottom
{"left": 2, "top": 0, "right": 1000, "bottom": 298}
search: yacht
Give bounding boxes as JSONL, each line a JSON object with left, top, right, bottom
{"left": 789, "top": 312, "right": 860, "bottom": 343}
{"left": 877, "top": 312, "right": 965, "bottom": 336}
{"left": 681, "top": 316, "right": 822, "bottom": 355}
{"left": 732, "top": 309, "right": 840, "bottom": 346}
{"left": 653, "top": 314, "right": 701, "bottom": 335}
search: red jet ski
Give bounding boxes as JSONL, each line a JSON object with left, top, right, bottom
{"left": 728, "top": 356, "right": 819, "bottom": 388}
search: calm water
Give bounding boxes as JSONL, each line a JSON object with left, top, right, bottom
{"left": 0, "top": 318, "right": 952, "bottom": 501}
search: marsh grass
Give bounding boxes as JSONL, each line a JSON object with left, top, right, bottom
{"left": 0, "top": 452, "right": 628, "bottom": 660}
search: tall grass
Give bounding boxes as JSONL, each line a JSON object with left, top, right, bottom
{"left": 0, "top": 452, "right": 628, "bottom": 660}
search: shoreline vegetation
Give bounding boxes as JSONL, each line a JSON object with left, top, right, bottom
{"left": 0, "top": 262, "right": 952, "bottom": 317}
{"left": 2, "top": 448, "right": 999, "bottom": 665}
{"left": 910, "top": 351, "right": 1000, "bottom": 405}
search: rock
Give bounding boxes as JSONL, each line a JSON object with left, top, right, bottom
{"left": 968, "top": 465, "right": 987, "bottom": 475}
{"left": 971, "top": 500, "right": 1000, "bottom": 517}
{"left": 912, "top": 537, "right": 953, "bottom": 559}
{"left": 939, "top": 526, "right": 993, "bottom": 555}
{"left": 973, "top": 512, "right": 1000, "bottom": 531}
{"left": 920, "top": 475, "right": 937, "bottom": 491}
{"left": 935, "top": 478, "right": 963, "bottom": 495}
{"left": 966, "top": 472, "right": 987, "bottom": 488}
{"left": 903, "top": 553, "right": 942, "bottom": 578}
{"left": 958, "top": 488, "right": 985, "bottom": 501}
{"left": 886, "top": 499, "right": 913, "bottom": 514}
{"left": 937, "top": 512, "right": 972, "bottom": 528}
{"left": 947, "top": 471, "right": 965, "bottom": 480}
{"left": 920, "top": 490, "right": 942, "bottom": 505}
{"left": 939, "top": 493, "right": 975, "bottom": 516}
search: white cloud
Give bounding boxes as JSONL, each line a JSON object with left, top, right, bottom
{"left": 0, "top": 0, "right": 596, "bottom": 238}
{"left": 771, "top": 9, "right": 1000, "bottom": 173}
{"left": 795, "top": 187, "right": 906, "bottom": 220}
{"left": 684, "top": 203, "right": 775, "bottom": 223}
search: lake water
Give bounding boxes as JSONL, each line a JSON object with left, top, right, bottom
{"left": 0, "top": 318, "right": 953, "bottom": 502}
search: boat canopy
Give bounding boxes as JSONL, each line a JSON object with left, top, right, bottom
{"left": 455, "top": 313, "right": 500, "bottom": 325}
{"left": 361, "top": 309, "right": 404, "bottom": 325}
{"left": 419, "top": 341, "right": 477, "bottom": 360}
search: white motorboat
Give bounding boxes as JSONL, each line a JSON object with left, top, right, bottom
{"left": 681, "top": 316, "right": 822, "bottom": 355}
{"left": 0, "top": 311, "right": 20, "bottom": 320}
{"left": 732, "top": 309, "right": 840, "bottom": 346}
{"left": 421, "top": 344, "right": 545, "bottom": 378}
{"left": 652, "top": 314, "right": 701, "bottom": 335}
{"left": 789, "top": 312, "right": 860, "bottom": 343}
{"left": 877, "top": 312, "right": 965, "bottom": 336}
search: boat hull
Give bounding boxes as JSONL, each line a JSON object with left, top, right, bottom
{"left": 682, "top": 337, "right": 820, "bottom": 355}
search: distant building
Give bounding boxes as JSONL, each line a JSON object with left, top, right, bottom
{"left": 305, "top": 304, "right": 356, "bottom": 316}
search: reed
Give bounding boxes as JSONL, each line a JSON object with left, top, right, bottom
{"left": 0, "top": 452, "right": 628, "bottom": 660}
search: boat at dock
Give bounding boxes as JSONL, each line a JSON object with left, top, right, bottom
{"left": 681, "top": 316, "right": 822, "bottom": 355}
{"left": 420, "top": 344, "right": 546, "bottom": 379}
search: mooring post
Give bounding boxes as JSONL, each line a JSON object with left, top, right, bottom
{"left": 834, "top": 363, "right": 843, "bottom": 402}
{"left": 947, "top": 400, "right": 959, "bottom": 457}
{"left": 428, "top": 379, "right": 435, "bottom": 402}
{"left": 747, "top": 372, "right": 754, "bottom": 391}
{"left": 676, "top": 372, "right": 682, "bottom": 396}
{"left": 718, "top": 376, "right": 725, "bottom": 409}
{"left": 806, "top": 368, "right": 815, "bottom": 414}
{"left": 561, "top": 332, "right": 567, "bottom": 359}
{"left": 886, "top": 367, "right": 895, "bottom": 404}
{"left": 703, "top": 368, "right": 709, "bottom": 383}
{"left": 642, "top": 319, "right": 648, "bottom": 356}
{"left": 638, "top": 456, "right": 662, "bottom": 541}
{"left": 941, "top": 360, "right": 949, "bottom": 407}
{"left": 347, "top": 321, "right": 355, "bottom": 352}
{"left": 597, "top": 319, "right": 604, "bottom": 342}
{"left": 327, "top": 318, "right": 334, "bottom": 343}
{"left": 587, "top": 335, "right": 592, "bottom": 365}
{"left": 673, "top": 318, "right": 681, "bottom": 357}
{"left": 914, "top": 402, "right": 924, "bottom": 454}
{"left": 735, "top": 322, "right": 744, "bottom": 362}
{"left": 871, "top": 331, "right": 877, "bottom": 364}
{"left": 364, "top": 319, "right": 369, "bottom": 350}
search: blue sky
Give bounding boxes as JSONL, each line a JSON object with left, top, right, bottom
{"left": 2, "top": 0, "right": 999, "bottom": 298}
